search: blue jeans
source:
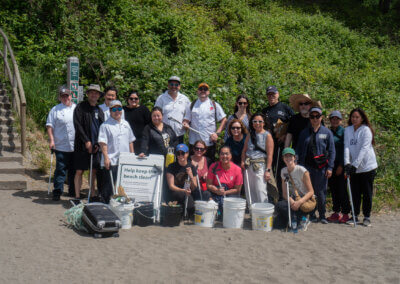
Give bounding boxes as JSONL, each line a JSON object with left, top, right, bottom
{"left": 307, "top": 167, "right": 328, "bottom": 219}
{"left": 53, "top": 150, "right": 75, "bottom": 196}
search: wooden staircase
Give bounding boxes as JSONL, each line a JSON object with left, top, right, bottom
{"left": 0, "top": 86, "right": 26, "bottom": 190}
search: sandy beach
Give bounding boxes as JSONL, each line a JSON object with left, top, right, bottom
{"left": 0, "top": 168, "right": 399, "bottom": 284}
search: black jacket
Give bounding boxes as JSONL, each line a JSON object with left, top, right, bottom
{"left": 73, "top": 100, "right": 104, "bottom": 152}
{"left": 140, "top": 123, "right": 178, "bottom": 156}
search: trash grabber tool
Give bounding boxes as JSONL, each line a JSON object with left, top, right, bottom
{"left": 47, "top": 149, "right": 55, "bottom": 195}
{"left": 110, "top": 169, "right": 116, "bottom": 195}
{"left": 274, "top": 146, "right": 280, "bottom": 180}
{"left": 284, "top": 175, "right": 291, "bottom": 230}
{"left": 196, "top": 174, "right": 203, "bottom": 200}
{"left": 184, "top": 175, "right": 190, "bottom": 219}
{"left": 244, "top": 168, "right": 252, "bottom": 208}
{"left": 87, "top": 153, "right": 93, "bottom": 203}
{"left": 346, "top": 176, "right": 357, "bottom": 227}
{"left": 168, "top": 116, "right": 204, "bottom": 136}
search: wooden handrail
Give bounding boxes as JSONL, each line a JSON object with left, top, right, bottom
{"left": 0, "top": 28, "right": 27, "bottom": 156}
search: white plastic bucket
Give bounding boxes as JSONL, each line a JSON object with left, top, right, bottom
{"left": 223, "top": 197, "right": 246, "bottom": 229}
{"left": 194, "top": 200, "right": 218, "bottom": 228}
{"left": 110, "top": 200, "right": 135, "bottom": 230}
{"left": 251, "top": 203, "right": 274, "bottom": 231}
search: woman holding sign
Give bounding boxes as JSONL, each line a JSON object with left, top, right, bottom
{"left": 139, "top": 107, "right": 178, "bottom": 157}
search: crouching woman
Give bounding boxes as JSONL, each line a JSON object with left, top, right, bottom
{"left": 275, "top": 148, "right": 315, "bottom": 231}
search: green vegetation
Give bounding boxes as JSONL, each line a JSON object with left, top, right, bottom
{"left": 1, "top": 0, "right": 399, "bottom": 210}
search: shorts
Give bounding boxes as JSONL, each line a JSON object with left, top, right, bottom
{"left": 73, "top": 151, "right": 101, "bottom": 170}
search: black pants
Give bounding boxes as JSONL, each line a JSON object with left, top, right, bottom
{"left": 169, "top": 189, "right": 212, "bottom": 217}
{"left": 275, "top": 200, "right": 306, "bottom": 227}
{"left": 328, "top": 166, "right": 350, "bottom": 214}
{"left": 271, "top": 142, "right": 285, "bottom": 199}
{"left": 350, "top": 169, "right": 376, "bottom": 218}
{"left": 98, "top": 166, "right": 118, "bottom": 204}
{"left": 307, "top": 167, "right": 328, "bottom": 219}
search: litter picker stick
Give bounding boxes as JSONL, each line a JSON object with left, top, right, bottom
{"left": 87, "top": 154, "right": 93, "bottom": 203}
{"left": 196, "top": 174, "right": 203, "bottom": 200}
{"left": 244, "top": 169, "right": 252, "bottom": 208}
{"left": 285, "top": 177, "right": 291, "bottom": 229}
{"left": 184, "top": 175, "right": 190, "bottom": 219}
{"left": 346, "top": 176, "right": 357, "bottom": 227}
{"left": 110, "top": 169, "right": 116, "bottom": 195}
{"left": 47, "top": 149, "right": 54, "bottom": 195}
{"left": 154, "top": 164, "right": 163, "bottom": 223}
{"left": 275, "top": 146, "right": 280, "bottom": 180}
{"left": 168, "top": 116, "right": 203, "bottom": 136}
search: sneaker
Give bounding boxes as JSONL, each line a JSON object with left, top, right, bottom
{"left": 70, "top": 199, "right": 81, "bottom": 206}
{"left": 309, "top": 214, "right": 318, "bottom": 223}
{"left": 320, "top": 218, "right": 328, "bottom": 224}
{"left": 346, "top": 216, "right": 359, "bottom": 225}
{"left": 52, "top": 194, "right": 61, "bottom": 201}
{"left": 339, "top": 214, "right": 350, "bottom": 224}
{"left": 327, "top": 212, "right": 340, "bottom": 222}
{"left": 363, "top": 217, "right": 371, "bottom": 227}
{"left": 300, "top": 216, "right": 311, "bottom": 231}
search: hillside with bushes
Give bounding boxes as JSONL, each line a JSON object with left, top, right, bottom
{"left": 0, "top": 0, "right": 399, "bottom": 209}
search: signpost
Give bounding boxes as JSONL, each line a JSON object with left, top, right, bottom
{"left": 115, "top": 153, "right": 165, "bottom": 222}
{"left": 67, "top": 57, "right": 80, "bottom": 104}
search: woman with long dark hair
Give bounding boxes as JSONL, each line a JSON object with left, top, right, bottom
{"left": 241, "top": 113, "right": 276, "bottom": 205}
{"left": 224, "top": 95, "right": 251, "bottom": 141}
{"left": 344, "top": 108, "right": 377, "bottom": 227}
{"left": 123, "top": 90, "right": 151, "bottom": 154}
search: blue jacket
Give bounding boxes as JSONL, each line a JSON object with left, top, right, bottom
{"left": 296, "top": 125, "right": 336, "bottom": 170}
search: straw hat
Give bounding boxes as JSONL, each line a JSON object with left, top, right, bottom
{"left": 289, "top": 93, "right": 322, "bottom": 112}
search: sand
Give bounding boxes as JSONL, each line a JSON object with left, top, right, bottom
{"left": 0, "top": 169, "right": 399, "bottom": 284}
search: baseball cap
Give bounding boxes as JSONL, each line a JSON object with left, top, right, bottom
{"left": 198, "top": 82, "right": 209, "bottom": 89}
{"left": 329, "top": 110, "right": 342, "bottom": 120}
{"left": 58, "top": 85, "right": 71, "bottom": 96}
{"left": 109, "top": 100, "right": 122, "bottom": 108}
{"left": 282, "top": 147, "right": 296, "bottom": 156}
{"left": 309, "top": 107, "right": 322, "bottom": 114}
{"left": 176, "top": 144, "right": 189, "bottom": 153}
{"left": 266, "top": 86, "right": 278, "bottom": 94}
{"left": 168, "top": 76, "right": 181, "bottom": 83}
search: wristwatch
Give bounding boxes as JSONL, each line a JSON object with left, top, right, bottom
{"left": 266, "top": 168, "right": 271, "bottom": 172}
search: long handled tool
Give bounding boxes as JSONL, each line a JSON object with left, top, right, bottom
{"left": 284, "top": 175, "right": 291, "bottom": 230}
{"left": 196, "top": 174, "right": 203, "bottom": 200}
{"left": 47, "top": 149, "right": 55, "bottom": 195}
{"left": 346, "top": 176, "right": 357, "bottom": 227}
{"left": 212, "top": 163, "right": 225, "bottom": 201}
{"left": 184, "top": 175, "right": 190, "bottom": 219}
{"left": 244, "top": 169, "right": 252, "bottom": 208}
{"left": 168, "top": 116, "right": 204, "bottom": 136}
{"left": 87, "top": 154, "right": 93, "bottom": 203}
{"left": 110, "top": 169, "right": 116, "bottom": 195}
{"left": 274, "top": 146, "right": 280, "bottom": 181}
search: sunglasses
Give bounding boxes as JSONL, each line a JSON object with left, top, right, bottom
{"left": 231, "top": 126, "right": 241, "bottom": 130}
{"left": 198, "top": 87, "right": 208, "bottom": 91}
{"left": 299, "top": 102, "right": 311, "bottom": 106}
{"left": 129, "top": 97, "right": 139, "bottom": 101}
{"left": 176, "top": 151, "right": 186, "bottom": 156}
{"left": 194, "top": 147, "right": 206, "bottom": 152}
{"left": 309, "top": 114, "right": 321, "bottom": 119}
{"left": 169, "top": 82, "right": 180, "bottom": 87}
{"left": 237, "top": 102, "right": 248, "bottom": 106}
{"left": 111, "top": 107, "right": 123, "bottom": 112}
{"left": 252, "top": 120, "right": 264, "bottom": 124}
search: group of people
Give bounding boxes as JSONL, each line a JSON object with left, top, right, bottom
{"left": 46, "top": 76, "right": 378, "bottom": 230}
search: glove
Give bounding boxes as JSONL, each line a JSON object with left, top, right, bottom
{"left": 344, "top": 164, "right": 356, "bottom": 176}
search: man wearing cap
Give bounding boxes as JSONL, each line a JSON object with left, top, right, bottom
{"left": 99, "top": 86, "right": 125, "bottom": 121}
{"left": 98, "top": 100, "right": 135, "bottom": 203}
{"left": 183, "top": 83, "right": 227, "bottom": 160}
{"left": 261, "top": 86, "right": 294, "bottom": 195}
{"left": 72, "top": 84, "right": 104, "bottom": 202}
{"left": 46, "top": 85, "right": 76, "bottom": 201}
{"left": 285, "top": 93, "right": 321, "bottom": 149}
{"left": 296, "top": 107, "right": 335, "bottom": 224}
{"left": 326, "top": 111, "right": 351, "bottom": 223}
{"left": 154, "top": 76, "right": 191, "bottom": 144}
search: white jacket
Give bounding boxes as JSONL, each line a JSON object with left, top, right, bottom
{"left": 344, "top": 125, "right": 377, "bottom": 173}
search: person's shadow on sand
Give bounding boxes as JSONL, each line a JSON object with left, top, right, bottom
{"left": 12, "top": 190, "right": 73, "bottom": 209}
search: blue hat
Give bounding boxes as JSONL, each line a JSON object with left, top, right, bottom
{"left": 309, "top": 107, "right": 322, "bottom": 114}
{"left": 266, "top": 86, "right": 278, "bottom": 94}
{"left": 329, "top": 110, "right": 342, "bottom": 120}
{"left": 176, "top": 144, "right": 189, "bottom": 153}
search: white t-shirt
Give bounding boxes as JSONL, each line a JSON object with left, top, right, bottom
{"left": 184, "top": 98, "right": 226, "bottom": 146}
{"left": 281, "top": 165, "right": 308, "bottom": 197}
{"left": 344, "top": 125, "right": 377, "bottom": 173}
{"left": 98, "top": 117, "right": 135, "bottom": 166}
{"left": 46, "top": 103, "right": 76, "bottom": 152}
{"left": 99, "top": 103, "right": 125, "bottom": 121}
{"left": 154, "top": 91, "right": 191, "bottom": 137}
